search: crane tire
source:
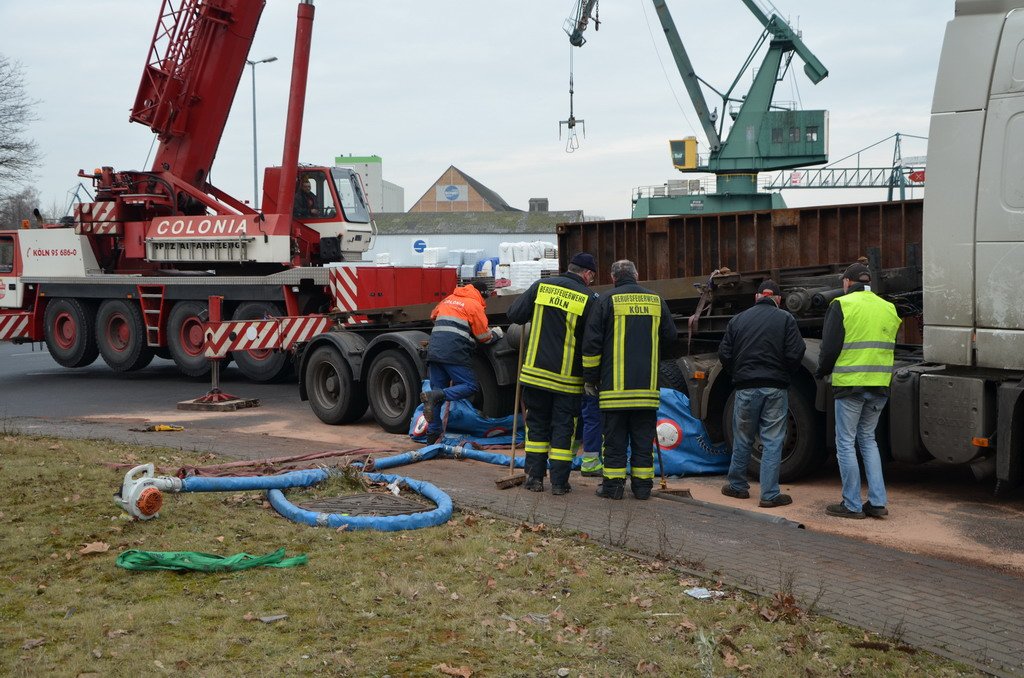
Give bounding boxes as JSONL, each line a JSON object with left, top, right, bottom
{"left": 96, "top": 299, "right": 154, "bottom": 372}
{"left": 43, "top": 298, "right": 99, "bottom": 368}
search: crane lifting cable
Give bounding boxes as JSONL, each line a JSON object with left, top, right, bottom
{"left": 559, "top": 48, "right": 585, "bottom": 153}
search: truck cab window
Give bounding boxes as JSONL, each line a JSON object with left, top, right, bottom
{"left": 0, "top": 237, "right": 14, "bottom": 273}
{"left": 294, "top": 173, "right": 338, "bottom": 220}
{"left": 332, "top": 168, "right": 371, "bottom": 224}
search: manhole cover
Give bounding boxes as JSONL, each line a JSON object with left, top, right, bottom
{"left": 296, "top": 493, "right": 433, "bottom": 516}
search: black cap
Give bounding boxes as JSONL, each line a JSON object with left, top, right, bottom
{"left": 757, "top": 280, "right": 782, "bottom": 297}
{"left": 470, "top": 280, "right": 489, "bottom": 295}
{"left": 843, "top": 263, "right": 871, "bottom": 283}
{"left": 570, "top": 252, "right": 597, "bottom": 272}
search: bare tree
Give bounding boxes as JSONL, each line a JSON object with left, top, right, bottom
{"left": 0, "top": 186, "right": 41, "bottom": 228}
{"left": 0, "top": 55, "right": 39, "bottom": 198}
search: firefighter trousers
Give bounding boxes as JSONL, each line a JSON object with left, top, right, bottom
{"left": 523, "top": 386, "right": 580, "bottom": 488}
{"left": 601, "top": 409, "right": 657, "bottom": 491}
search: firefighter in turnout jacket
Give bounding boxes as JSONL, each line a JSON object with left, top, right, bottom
{"left": 421, "top": 281, "right": 502, "bottom": 444}
{"left": 582, "top": 260, "right": 677, "bottom": 500}
{"left": 507, "top": 252, "right": 599, "bottom": 495}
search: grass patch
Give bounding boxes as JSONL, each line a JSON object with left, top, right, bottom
{"left": 0, "top": 435, "right": 980, "bottom": 677}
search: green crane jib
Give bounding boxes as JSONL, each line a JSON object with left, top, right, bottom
{"left": 655, "top": 0, "right": 830, "bottom": 215}
{"left": 566, "top": 0, "right": 830, "bottom": 217}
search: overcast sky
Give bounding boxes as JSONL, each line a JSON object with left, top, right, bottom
{"left": 1, "top": 0, "right": 950, "bottom": 220}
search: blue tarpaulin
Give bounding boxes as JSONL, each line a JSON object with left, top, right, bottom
{"left": 409, "top": 382, "right": 728, "bottom": 477}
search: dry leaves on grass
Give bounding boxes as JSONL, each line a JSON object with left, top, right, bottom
{"left": 78, "top": 542, "right": 110, "bottom": 555}
{"left": 434, "top": 663, "right": 473, "bottom": 677}
{"left": 22, "top": 638, "right": 45, "bottom": 650}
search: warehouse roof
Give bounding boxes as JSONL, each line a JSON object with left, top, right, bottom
{"left": 372, "top": 210, "right": 583, "bottom": 235}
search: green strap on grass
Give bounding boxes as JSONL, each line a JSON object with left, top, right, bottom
{"left": 116, "top": 548, "right": 308, "bottom": 572}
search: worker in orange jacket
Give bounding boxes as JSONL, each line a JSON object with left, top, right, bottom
{"left": 421, "top": 281, "right": 502, "bottom": 444}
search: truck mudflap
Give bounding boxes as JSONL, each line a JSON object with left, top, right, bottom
{"left": 996, "top": 379, "right": 1024, "bottom": 492}
{"left": 889, "top": 365, "right": 947, "bottom": 464}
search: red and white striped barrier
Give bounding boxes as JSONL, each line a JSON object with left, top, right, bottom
{"left": 0, "top": 313, "right": 32, "bottom": 341}
{"left": 203, "top": 315, "right": 333, "bottom": 358}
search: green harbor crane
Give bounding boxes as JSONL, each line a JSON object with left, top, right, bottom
{"left": 566, "top": 0, "right": 830, "bottom": 217}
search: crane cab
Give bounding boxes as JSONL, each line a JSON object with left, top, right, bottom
{"left": 261, "top": 166, "right": 375, "bottom": 264}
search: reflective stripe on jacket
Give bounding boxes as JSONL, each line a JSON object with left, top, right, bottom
{"left": 427, "top": 285, "right": 493, "bottom": 366}
{"left": 507, "top": 272, "right": 596, "bottom": 394}
{"left": 581, "top": 277, "right": 678, "bottom": 409}
{"left": 831, "top": 291, "right": 900, "bottom": 387}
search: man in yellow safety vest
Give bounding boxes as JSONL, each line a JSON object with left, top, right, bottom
{"left": 816, "top": 263, "right": 901, "bottom": 519}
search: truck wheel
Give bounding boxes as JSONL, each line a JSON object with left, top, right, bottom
{"left": 43, "top": 298, "right": 99, "bottom": 368}
{"left": 723, "top": 384, "right": 824, "bottom": 483}
{"left": 368, "top": 349, "right": 421, "bottom": 433}
{"left": 168, "top": 301, "right": 211, "bottom": 377}
{"left": 306, "top": 345, "right": 368, "bottom": 425}
{"left": 471, "top": 354, "right": 514, "bottom": 418}
{"left": 657, "top": 359, "right": 689, "bottom": 397}
{"left": 231, "top": 301, "right": 292, "bottom": 383}
{"left": 96, "top": 299, "right": 154, "bottom": 372}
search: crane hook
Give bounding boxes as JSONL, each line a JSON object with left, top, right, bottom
{"left": 559, "top": 53, "right": 585, "bottom": 153}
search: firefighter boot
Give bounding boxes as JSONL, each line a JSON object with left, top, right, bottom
{"left": 524, "top": 476, "right": 545, "bottom": 492}
{"left": 595, "top": 479, "right": 625, "bottom": 500}
{"left": 420, "top": 390, "right": 445, "bottom": 423}
{"left": 631, "top": 479, "right": 654, "bottom": 501}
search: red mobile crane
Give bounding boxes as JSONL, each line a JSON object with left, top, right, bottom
{"left": 0, "top": 0, "right": 449, "bottom": 384}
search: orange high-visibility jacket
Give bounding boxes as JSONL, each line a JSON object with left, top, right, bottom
{"left": 427, "top": 285, "right": 494, "bottom": 365}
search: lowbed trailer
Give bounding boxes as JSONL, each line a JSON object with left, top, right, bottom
{"left": 282, "top": 199, "right": 924, "bottom": 479}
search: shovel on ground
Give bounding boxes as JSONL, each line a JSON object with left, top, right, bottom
{"left": 652, "top": 442, "right": 692, "bottom": 499}
{"left": 496, "top": 331, "right": 527, "bottom": 489}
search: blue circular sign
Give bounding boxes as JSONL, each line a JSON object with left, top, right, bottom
{"left": 443, "top": 185, "right": 460, "bottom": 201}
{"left": 413, "top": 239, "right": 427, "bottom": 253}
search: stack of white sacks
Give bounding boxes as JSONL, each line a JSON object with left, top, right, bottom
{"left": 495, "top": 240, "right": 559, "bottom": 294}
{"left": 422, "top": 247, "right": 449, "bottom": 267}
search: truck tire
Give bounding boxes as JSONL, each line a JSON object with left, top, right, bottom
{"left": 471, "top": 354, "right": 514, "bottom": 418}
{"left": 368, "top": 349, "right": 421, "bottom": 433}
{"left": 723, "top": 384, "right": 824, "bottom": 483}
{"left": 657, "top": 359, "right": 689, "bottom": 396}
{"left": 305, "top": 345, "right": 368, "bottom": 425}
{"left": 43, "top": 298, "right": 99, "bottom": 368}
{"left": 96, "top": 299, "right": 154, "bottom": 372}
{"left": 231, "top": 301, "right": 293, "bottom": 383}
{"left": 168, "top": 301, "right": 211, "bottom": 377}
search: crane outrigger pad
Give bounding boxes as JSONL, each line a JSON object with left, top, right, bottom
{"left": 177, "top": 388, "right": 260, "bottom": 412}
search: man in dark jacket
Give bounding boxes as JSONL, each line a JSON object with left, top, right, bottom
{"left": 582, "top": 259, "right": 677, "bottom": 500}
{"left": 718, "top": 280, "right": 806, "bottom": 508}
{"left": 507, "top": 252, "right": 598, "bottom": 495}
{"left": 421, "top": 280, "right": 501, "bottom": 444}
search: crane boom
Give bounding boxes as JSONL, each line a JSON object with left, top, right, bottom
{"left": 131, "top": 0, "right": 265, "bottom": 187}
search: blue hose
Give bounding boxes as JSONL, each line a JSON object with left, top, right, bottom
{"left": 267, "top": 472, "right": 452, "bottom": 531}
{"left": 178, "top": 460, "right": 452, "bottom": 531}
{"left": 173, "top": 441, "right": 559, "bottom": 532}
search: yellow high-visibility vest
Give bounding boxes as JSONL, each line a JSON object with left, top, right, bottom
{"left": 832, "top": 291, "right": 901, "bottom": 387}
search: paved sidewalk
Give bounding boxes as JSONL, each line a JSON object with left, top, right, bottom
{"left": 16, "top": 417, "right": 1024, "bottom": 677}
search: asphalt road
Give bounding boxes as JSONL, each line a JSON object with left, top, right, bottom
{"left": 0, "top": 341, "right": 307, "bottom": 421}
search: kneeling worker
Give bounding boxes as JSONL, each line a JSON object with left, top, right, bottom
{"left": 422, "top": 281, "right": 502, "bottom": 444}
{"left": 583, "top": 259, "right": 677, "bottom": 500}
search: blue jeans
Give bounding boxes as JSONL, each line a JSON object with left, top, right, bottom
{"left": 727, "top": 387, "right": 788, "bottom": 501}
{"left": 426, "top": 362, "right": 478, "bottom": 434}
{"left": 834, "top": 392, "right": 888, "bottom": 512}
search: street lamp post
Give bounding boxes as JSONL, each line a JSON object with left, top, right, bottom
{"left": 246, "top": 56, "right": 278, "bottom": 208}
